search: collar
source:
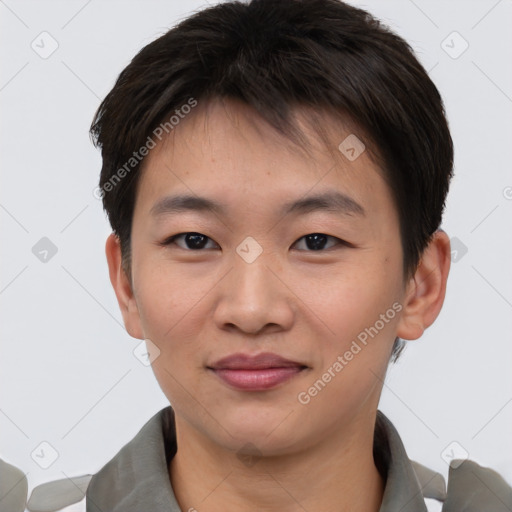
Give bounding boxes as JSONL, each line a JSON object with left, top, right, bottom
{"left": 85, "top": 407, "right": 430, "bottom": 512}
{"left": 374, "top": 412, "right": 430, "bottom": 511}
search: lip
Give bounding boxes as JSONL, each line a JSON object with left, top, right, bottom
{"left": 208, "top": 352, "right": 308, "bottom": 391}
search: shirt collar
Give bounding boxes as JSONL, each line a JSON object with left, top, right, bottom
{"left": 374, "top": 411, "right": 429, "bottom": 512}
{"left": 86, "top": 407, "right": 429, "bottom": 512}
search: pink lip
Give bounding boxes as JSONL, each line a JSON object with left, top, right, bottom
{"left": 208, "top": 353, "right": 307, "bottom": 391}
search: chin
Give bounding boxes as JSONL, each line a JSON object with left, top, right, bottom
{"left": 214, "top": 402, "right": 302, "bottom": 448}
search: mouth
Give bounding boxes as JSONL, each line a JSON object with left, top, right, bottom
{"left": 207, "top": 352, "right": 309, "bottom": 391}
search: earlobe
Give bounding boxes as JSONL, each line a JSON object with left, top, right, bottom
{"left": 396, "top": 230, "right": 451, "bottom": 341}
{"left": 105, "top": 233, "right": 144, "bottom": 340}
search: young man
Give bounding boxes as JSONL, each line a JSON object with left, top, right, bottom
{"left": 20, "top": 0, "right": 512, "bottom": 511}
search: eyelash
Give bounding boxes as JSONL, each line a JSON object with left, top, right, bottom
{"left": 159, "top": 232, "right": 352, "bottom": 252}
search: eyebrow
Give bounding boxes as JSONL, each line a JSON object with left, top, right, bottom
{"left": 150, "top": 191, "right": 365, "bottom": 218}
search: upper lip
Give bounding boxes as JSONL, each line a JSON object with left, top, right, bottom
{"left": 209, "top": 352, "right": 307, "bottom": 370}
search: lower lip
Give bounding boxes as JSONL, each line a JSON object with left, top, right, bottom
{"left": 211, "top": 367, "right": 304, "bottom": 390}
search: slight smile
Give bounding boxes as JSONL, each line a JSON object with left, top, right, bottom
{"left": 207, "top": 352, "right": 309, "bottom": 391}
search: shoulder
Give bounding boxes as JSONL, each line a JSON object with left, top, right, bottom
{"left": 0, "top": 456, "right": 91, "bottom": 512}
{"left": 22, "top": 407, "right": 174, "bottom": 512}
{"left": 0, "top": 458, "right": 28, "bottom": 512}
{"left": 444, "top": 459, "right": 512, "bottom": 511}
{"left": 411, "top": 458, "right": 512, "bottom": 512}
{"left": 26, "top": 474, "right": 92, "bottom": 512}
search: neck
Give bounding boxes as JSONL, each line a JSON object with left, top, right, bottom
{"left": 169, "top": 411, "right": 385, "bottom": 512}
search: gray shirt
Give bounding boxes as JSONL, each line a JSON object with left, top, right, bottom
{"left": 16, "top": 407, "right": 512, "bottom": 511}
{"left": 85, "top": 407, "right": 512, "bottom": 512}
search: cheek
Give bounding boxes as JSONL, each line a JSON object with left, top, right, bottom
{"left": 303, "top": 258, "right": 403, "bottom": 386}
{"left": 134, "top": 263, "right": 206, "bottom": 405}
{"left": 132, "top": 259, "right": 216, "bottom": 384}
{"left": 133, "top": 257, "right": 203, "bottom": 337}
{"left": 297, "top": 281, "right": 400, "bottom": 420}
{"left": 310, "top": 265, "right": 399, "bottom": 334}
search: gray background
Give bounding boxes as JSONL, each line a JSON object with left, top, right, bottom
{"left": 1, "top": 0, "right": 511, "bottom": 501}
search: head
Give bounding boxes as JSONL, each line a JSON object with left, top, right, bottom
{"left": 92, "top": 0, "right": 452, "bottom": 455}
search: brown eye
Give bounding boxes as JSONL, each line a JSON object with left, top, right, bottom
{"left": 162, "top": 232, "right": 219, "bottom": 250}
{"left": 293, "top": 233, "right": 344, "bottom": 251}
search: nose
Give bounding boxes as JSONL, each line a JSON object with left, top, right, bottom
{"left": 212, "top": 250, "right": 295, "bottom": 336}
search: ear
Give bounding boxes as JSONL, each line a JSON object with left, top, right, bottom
{"left": 105, "top": 233, "right": 144, "bottom": 340}
{"left": 396, "top": 229, "right": 451, "bottom": 340}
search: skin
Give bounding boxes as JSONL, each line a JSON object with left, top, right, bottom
{"left": 106, "top": 98, "right": 451, "bottom": 512}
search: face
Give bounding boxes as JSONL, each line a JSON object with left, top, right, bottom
{"left": 119, "top": 98, "right": 410, "bottom": 455}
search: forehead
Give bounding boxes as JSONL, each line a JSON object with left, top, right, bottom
{"left": 136, "top": 98, "right": 394, "bottom": 221}
{"left": 154, "top": 98, "right": 378, "bottom": 169}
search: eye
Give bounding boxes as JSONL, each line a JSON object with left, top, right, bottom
{"left": 293, "top": 233, "right": 345, "bottom": 251}
{"left": 160, "top": 232, "right": 348, "bottom": 252}
{"left": 161, "top": 232, "right": 219, "bottom": 250}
